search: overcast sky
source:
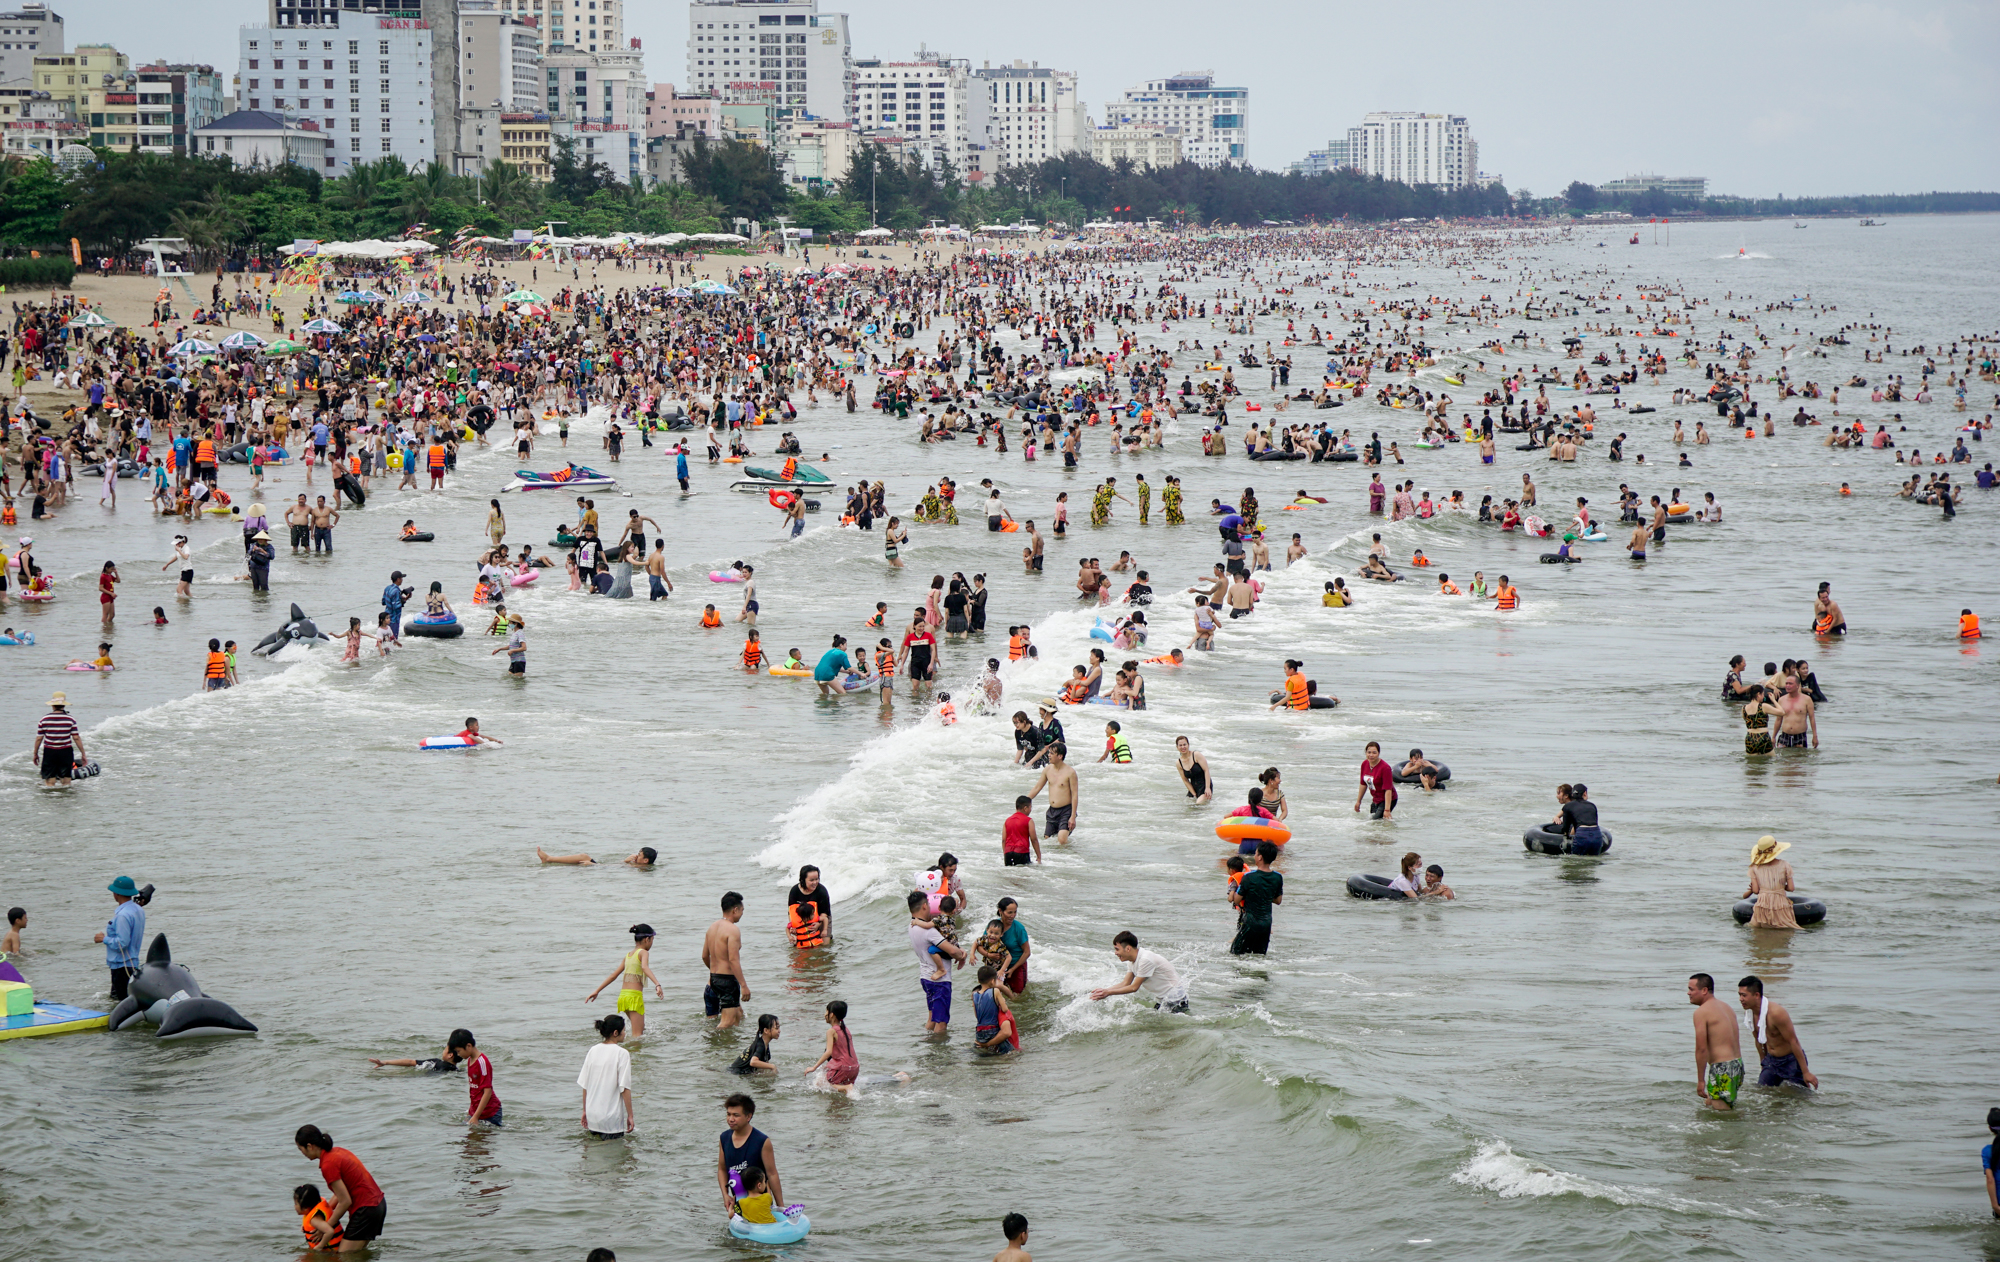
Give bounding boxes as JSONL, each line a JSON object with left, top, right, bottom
{"left": 94, "top": 0, "right": 1998, "bottom": 196}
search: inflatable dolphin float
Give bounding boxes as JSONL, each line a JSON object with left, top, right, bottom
{"left": 108, "top": 934, "right": 258, "bottom": 1040}
{"left": 253, "top": 603, "right": 330, "bottom": 656}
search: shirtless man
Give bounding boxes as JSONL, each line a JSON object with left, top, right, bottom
{"left": 1025, "top": 521, "right": 1044, "bottom": 572}
{"left": 644, "top": 541, "right": 673, "bottom": 601}
{"left": 701, "top": 892, "right": 750, "bottom": 1029}
{"left": 619, "top": 510, "right": 660, "bottom": 557}
{"left": 1737, "top": 975, "right": 1818, "bottom": 1090}
{"left": 1286, "top": 534, "right": 1307, "bottom": 565}
{"left": 308, "top": 496, "right": 340, "bottom": 554}
{"left": 1027, "top": 742, "right": 1079, "bottom": 846}
{"left": 1688, "top": 972, "right": 1743, "bottom": 1111}
{"left": 1224, "top": 569, "right": 1256, "bottom": 619}
{"left": 737, "top": 566, "right": 758, "bottom": 626}
{"left": 284, "top": 494, "right": 312, "bottom": 553}
{"left": 1187, "top": 562, "right": 1228, "bottom": 607}
{"left": 1812, "top": 581, "right": 1846, "bottom": 636}
{"left": 1773, "top": 675, "right": 1818, "bottom": 749}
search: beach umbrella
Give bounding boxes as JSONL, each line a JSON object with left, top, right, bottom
{"left": 66, "top": 310, "right": 114, "bottom": 329}
{"left": 414, "top": 333, "right": 439, "bottom": 343}
{"left": 169, "top": 338, "right": 218, "bottom": 356}
{"left": 517, "top": 304, "right": 549, "bottom": 317}
{"left": 300, "top": 318, "right": 342, "bottom": 334}
{"left": 665, "top": 287, "right": 694, "bottom": 297}
{"left": 219, "top": 330, "right": 268, "bottom": 350}
{"left": 397, "top": 291, "right": 432, "bottom": 303}
{"left": 504, "top": 289, "right": 545, "bottom": 304}
{"left": 262, "top": 338, "right": 309, "bottom": 355}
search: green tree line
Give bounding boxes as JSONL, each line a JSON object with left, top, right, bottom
{"left": 1560, "top": 180, "right": 2000, "bottom": 219}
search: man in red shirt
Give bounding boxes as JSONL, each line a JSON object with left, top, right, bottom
{"left": 454, "top": 1029, "right": 502, "bottom": 1125}
{"left": 1352, "top": 740, "right": 1397, "bottom": 821}
{"left": 1002, "top": 794, "right": 1040, "bottom": 866}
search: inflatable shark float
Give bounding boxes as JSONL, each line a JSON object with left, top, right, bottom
{"left": 108, "top": 935, "right": 258, "bottom": 1040}
{"left": 252, "top": 603, "right": 330, "bottom": 656}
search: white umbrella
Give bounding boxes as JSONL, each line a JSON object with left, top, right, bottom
{"left": 219, "top": 330, "right": 268, "bottom": 350}
{"left": 66, "top": 310, "right": 114, "bottom": 329}
{"left": 170, "top": 338, "right": 218, "bottom": 356}
{"left": 855, "top": 228, "right": 894, "bottom": 238}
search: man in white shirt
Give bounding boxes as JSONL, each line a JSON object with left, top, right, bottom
{"left": 1087, "top": 931, "right": 1189, "bottom": 1014}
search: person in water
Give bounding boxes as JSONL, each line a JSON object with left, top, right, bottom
{"left": 586, "top": 924, "right": 665, "bottom": 1038}
{"left": 1737, "top": 975, "right": 1817, "bottom": 1091}
{"left": 732, "top": 1014, "right": 780, "bottom": 1073}
{"left": 1689, "top": 972, "right": 1743, "bottom": 1111}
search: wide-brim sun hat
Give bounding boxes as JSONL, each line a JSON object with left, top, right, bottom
{"left": 1751, "top": 835, "right": 1791, "bottom": 864}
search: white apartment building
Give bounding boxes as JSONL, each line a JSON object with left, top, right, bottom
{"left": 851, "top": 51, "right": 966, "bottom": 175}
{"left": 1106, "top": 71, "right": 1245, "bottom": 168}
{"left": 966, "top": 60, "right": 1081, "bottom": 176}
{"left": 1089, "top": 121, "right": 1179, "bottom": 170}
{"left": 1598, "top": 173, "right": 1707, "bottom": 199}
{"left": 237, "top": 13, "right": 434, "bottom": 173}
{"left": 543, "top": 45, "right": 643, "bottom": 182}
{"left": 0, "top": 3, "right": 61, "bottom": 85}
{"left": 459, "top": 1, "right": 541, "bottom": 110}
{"left": 1345, "top": 111, "right": 1477, "bottom": 188}
{"left": 686, "top": 0, "right": 850, "bottom": 121}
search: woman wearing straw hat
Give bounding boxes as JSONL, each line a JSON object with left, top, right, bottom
{"left": 1743, "top": 836, "right": 1799, "bottom": 929}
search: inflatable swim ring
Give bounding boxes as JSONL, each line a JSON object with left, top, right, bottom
{"left": 19, "top": 590, "right": 53, "bottom": 603}
{"left": 508, "top": 570, "right": 539, "bottom": 588}
{"left": 1539, "top": 553, "right": 1582, "bottom": 564}
{"left": 0, "top": 632, "right": 33, "bottom": 646}
{"left": 63, "top": 663, "right": 109, "bottom": 672}
{"left": 1668, "top": 504, "right": 1692, "bottom": 517}
{"left": 401, "top": 532, "right": 435, "bottom": 542}
{"left": 1390, "top": 762, "right": 1450, "bottom": 786}
{"left": 1267, "top": 691, "right": 1337, "bottom": 709}
{"left": 1732, "top": 892, "right": 1826, "bottom": 926}
{"left": 1576, "top": 531, "right": 1607, "bottom": 543}
{"left": 68, "top": 760, "right": 101, "bottom": 779}
{"left": 709, "top": 571, "right": 746, "bottom": 583}
{"left": 404, "top": 614, "right": 464, "bottom": 639}
{"left": 767, "top": 665, "right": 814, "bottom": 677}
{"left": 1443, "top": 376, "right": 1464, "bottom": 386}
{"left": 728, "top": 1209, "right": 810, "bottom": 1245}
{"left": 841, "top": 673, "right": 881, "bottom": 692}
{"left": 1215, "top": 817, "right": 1291, "bottom": 846}
{"left": 1522, "top": 824, "right": 1613, "bottom": 856}
{"left": 419, "top": 736, "right": 476, "bottom": 751}
{"left": 551, "top": 535, "right": 578, "bottom": 548}
{"left": 1345, "top": 873, "right": 1404, "bottom": 900}
{"left": 721, "top": 456, "right": 745, "bottom": 463}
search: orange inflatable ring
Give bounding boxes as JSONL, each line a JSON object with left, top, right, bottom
{"left": 999, "top": 520, "right": 1020, "bottom": 533}
{"left": 769, "top": 489, "right": 797, "bottom": 509}
{"left": 722, "top": 456, "right": 744, "bottom": 463}
{"left": 1215, "top": 817, "right": 1292, "bottom": 846}
{"left": 1667, "top": 504, "right": 1692, "bottom": 516}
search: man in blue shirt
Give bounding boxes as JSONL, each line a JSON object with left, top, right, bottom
{"left": 170, "top": 432, "right": 194, "bottom": 485}
{"left": 675, "top": 444, "right": 690, "bottom": 492}
{"left": 92, "top": 875, "right": 146, "bottom": 1000}
{"left": 382, "top": 570, "right": 409, "bottom": 640}
{"left": 1984, "top": 1107, "right": 2000, "bottom": 1219}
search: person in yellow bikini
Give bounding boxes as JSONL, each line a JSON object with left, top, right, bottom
{"left": 587, "top": 924, "right": 665, "bottom": 1037}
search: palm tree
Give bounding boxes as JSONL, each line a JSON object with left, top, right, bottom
{"left": 168, "top": 187, "right": 245, "bottom": 269}
{"left": 482, "top": 159, "right": 526, "bottom": 212}
{"left": 334, "top": 162, "right": 381, "bottom": 213}
{"left": 400, "top": 160, "right": 451, "bottom": 227}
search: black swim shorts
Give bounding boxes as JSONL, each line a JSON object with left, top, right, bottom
{"left": 1044, "top": 804, "right": 1073, "bottom": 837}
{"left": 709, "top": 972, "right": 743, "bottom": 1010}
{"left": 1776, "top": 732, "right": 1809, "bottom": 748}
{"left": 344, "top": 1202, "right": 385, "bottom": 1242}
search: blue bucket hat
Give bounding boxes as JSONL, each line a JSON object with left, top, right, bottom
{"left": 108, "top": 875, "right": 139, "bottom": 897}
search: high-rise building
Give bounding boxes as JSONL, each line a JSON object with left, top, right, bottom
{"left": 1345, "top": 111, "right": 1476, "bottom": 188}
{"left": 851, "top": 50, "right": 967, "bottom": 175}
{"left": 1089, "top": 121, "right": 1179, "bottom": 169}
{"left": 32, "top": 43, "right": 141, "bottom": 149}
{"left": 965, "top": 60, "right": 1081, "bottom": 179}
{"left": 458, "top": 0, "right": 540, "bottom": 111}
{"left": 1106, "top": 71, "right": 1245, "bottom": 167}
{"left": 237, "top": 15, "right": 434, "bottom": 172}
{"left": 0, "top": 3, "right": 63, "bottom": 86}
{"left": 685, "top": 0, "right": 851, "bottom": 122}
{"left": 498, "top": 109, "right": 548, "bottom": 176}
{"left": 131, "top": 64, "right": 226, "bottom": 156}
{"left": 543, "top": 44, "right": 643, "bottom": 182}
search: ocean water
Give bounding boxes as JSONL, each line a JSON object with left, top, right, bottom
{"left": 2, "top": 215, "right": 1998, "bottom": 1261}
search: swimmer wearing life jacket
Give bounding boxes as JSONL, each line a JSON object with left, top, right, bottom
{"left": 1099, "top": 720, "right": 1132, "bottom": 763}
{"left": 295, "top": 1184, "right": 345, "bottom": 1252}
{"left": 937, "top": 692, "right": 957, "bottom": 725}
{"left": 866, "top": 602, "right": 888, "bottom": 629}
{"left": 1437, "top": 573, "right": 1461, "bottom": 595}
{"left": 401, "top": 520, "right": 421, "bottom": 539}
{"left": 700, "top": 604, "right": 722, "bottom": 628}
{"left": 1961, "top": 609, "right": 1982, "bottom": 640}
{"left": 1273, "top": 659, "right": 1310, "bottom": 711}
{"left": 1411, "top": 549, "right": 1431, "bottom": 567}
{"left": 742, "top": 630, "right": 766, "bottom": 671}
{"left": 787, "top": 899, "right": 828, "bottom": 949}
{"left": 1494, "top": 575, "right": 1519, "bottom": 610}
{"left": 1145, "top": 648, "right": 1186, "bottom": 666}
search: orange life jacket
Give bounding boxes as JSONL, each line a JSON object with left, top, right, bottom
{"left": 1283, "top": 673, "right": 1309, "bottom": 710}
{"left": 195, "top": 439, "right": 215, "bottom": 464}
{"left": 938, "top": 701, "right": 956, "bottom": 725}
{"left": 700, "top": 610, "right": 722, "bottom": 627}
{"left": 787, "top": 903, "right": 827, "bottom": 949}
{"left": 1495, "top": 585, "right": 1518, "bottom": 610}
{"left": 1007, "top": 633, "right": 1026, "bottom": 661}
{"left": 1439, "top": 581, "right": 1461, "bottom": 595}
{"left": 781, "top": 457, "right": 798, "bottom": 480}
{"left": 1061, "top": 680, "right": 1090, "bottom": 704}
{"left": 204, "top": 651, "right": 228, "bottom": 680}
{"left": 742, "top": 640, "right": 764, "bottom": 667}
{"left": 428, "top": 444, "right": 446, "bottom": 470}
{"left": 1813, "top": 611, "right": 1835, "bottom": 634}
{"left": 875, "top": 647, "right": 895, "bottom": 676}
{"left": 1960, "top": 613, "right": 1981, "bottom": 639}
{"left": 302, "top": 1200, "right": 344, "bottom": 1250}
{"left": 1411, "top": 554, "right": 1430, "bottom": 567}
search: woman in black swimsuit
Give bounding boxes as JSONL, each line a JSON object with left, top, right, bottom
{"left": 1174, "top": 736, "right": 1212, "bottom": 804}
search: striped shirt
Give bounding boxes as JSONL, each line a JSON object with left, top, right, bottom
{"left": 36, "top": 711, "right": 79, "bottom": 749}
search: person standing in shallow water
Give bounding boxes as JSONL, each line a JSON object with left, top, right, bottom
{"left": 1688, "top": 972, "right": 1743, "bottom": 1112}
{"left": 1743, "top": 836, "right": 1799, "bottom": 929}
